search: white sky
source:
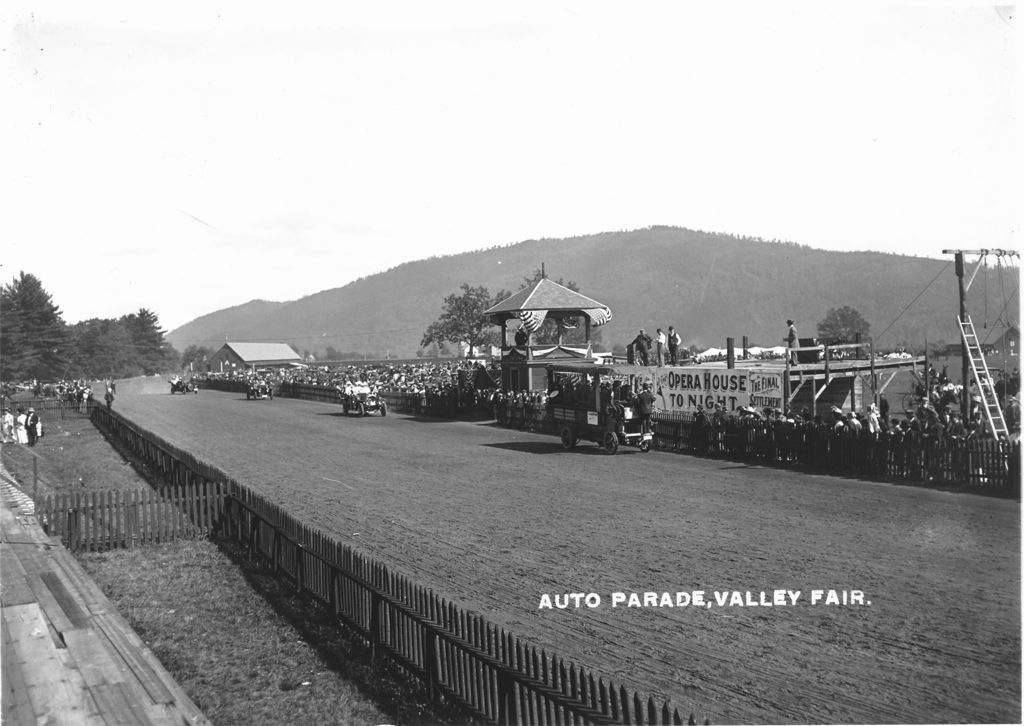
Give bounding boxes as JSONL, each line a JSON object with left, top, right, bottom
{"left": 2, "top": 1, "right": 1018, "bottom": 330}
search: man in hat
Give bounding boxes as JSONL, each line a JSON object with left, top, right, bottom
{"left": 1005, "top": 395, "right": 1020, "bottom": 438}
{"left": 631, "top": 329, "right": 652, "bottom": 366}
{"left": 636, "top": 381, "right": 656, "bottom": 434}
{"left": 26, "top": 407, "right": 38, "bottom": 446}
{"left": 946, "top": 410, "right": 967, "bottom": 438}
{"left": 667, "top": 326, "right": 682, "bottom": 365}
{"left": 786, "top": 319, "right": 798, "bottom": 365}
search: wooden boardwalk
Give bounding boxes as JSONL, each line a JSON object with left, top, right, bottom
{"left": 1, "top": 484, "right": 210, "bottom": 726}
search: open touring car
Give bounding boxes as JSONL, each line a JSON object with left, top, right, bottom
{"left": 246, "top": 381, "right": 273, "bottom": 400}
{"left": 338, "top": 384, "right": 387, "bottom": 416}
{"left": 169, "top": 377, "right": 199, "bottom": 394}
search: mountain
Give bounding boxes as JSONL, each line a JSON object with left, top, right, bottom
{"left": 165, "top": 227, "right": 1019, "bottom": 358}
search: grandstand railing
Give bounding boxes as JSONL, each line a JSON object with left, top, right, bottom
{"left": 85, "top": 404, "right": 701, "bottom": 726}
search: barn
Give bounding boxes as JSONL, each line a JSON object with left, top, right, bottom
{"left": 207, "top": 342, "right": 304, "bottom": 374}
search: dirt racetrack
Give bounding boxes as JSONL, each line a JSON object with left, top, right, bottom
{"left": 110, "top": 378, "right": 1020, "bottom": 724}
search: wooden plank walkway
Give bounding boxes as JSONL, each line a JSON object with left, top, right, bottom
{"left": 1, "top": 485, "right": 210, "bottom": 726}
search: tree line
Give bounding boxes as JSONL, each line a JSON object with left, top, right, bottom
{"left": 1, "top": 272, "right": 181, "bottom": 381}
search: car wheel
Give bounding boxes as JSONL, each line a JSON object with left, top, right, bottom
{"left": 603, "top": 431, "right": 619, "bottom": 455}
{"left": 560, "top": 426, "right": 576, "bottom": 450}
{"left": 639, "top": 439, "right": 651, "bottom": 453}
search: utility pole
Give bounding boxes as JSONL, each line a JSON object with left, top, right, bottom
{"left": 943, "top": 248, "right": 1020, "bottom": 420}
{"left": 951, "top": 251, "right": 970, "bottom": 419}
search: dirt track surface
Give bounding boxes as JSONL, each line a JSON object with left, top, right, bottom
{"left": 112, "top": 379, "right": 1020, "bottom": 724}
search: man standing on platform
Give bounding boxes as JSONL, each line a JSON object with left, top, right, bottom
{"left": 668, "top": 326, "right": 681, "bottom": 365}
{"left": 786, "top": 319, "right": 799, "bottom": 365}
{"left": 655, "top": 328, "right": 667, "bottom": 366}
{"left": 632, "top": 329, "right": 652, "bottom": 366}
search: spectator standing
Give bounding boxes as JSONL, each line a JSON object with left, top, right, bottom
{"left": 655, "top": 328, "right": 667, "bottom": 366}
{"left": 26, "top": 408, "right": 38, "bottom": 446}
{"left": 631, "top": 329, "right": 652, "bottom": 366}
{"left": 15, "top": 407, "right": 28, "bottom": 444}
{"left": 1, "top": 408, "right": 13, "bottom": 443}
{"left": 104, "top": 387, "right": 115, "bottom": 410}
{"left": 667, "top": 326, "right": 681, "bottom": 364}
{"left": 866, "top": 403, "right": 881, "bottom": 436}
{"left": 1005, "top": 395, "right": 1020, "bottom": 438}
{"left": 636, "top": 382, "right": 656, "bottom": 434}
{"left": 786, "top": 319, "right": 799, "bottom": 365}
{"left": 946, "top": 411, "right": 967, "bottom": 438}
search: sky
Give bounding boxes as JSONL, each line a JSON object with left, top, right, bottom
{"left": 2, "top": 1, "right": 1018, "bottom": 331}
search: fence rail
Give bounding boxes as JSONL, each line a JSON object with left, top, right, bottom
{"left": 82, "top": 404, "right": 698, "bottom": 725}
{"left": 2, "top": 396, "right": 99, "bottom": 419}
{"left": 35, "top": 483, "right": 226, "bottom": 551}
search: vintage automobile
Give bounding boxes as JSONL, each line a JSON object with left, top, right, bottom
{"left": 338, "top": 384, "right": 387, "bottom": 416}
{"left": 546, "top": 362, "right": 654, "bottom": 454}
{"left": 246, "top": 381, "right": 273, "bottom": 400}
{"left": 169, "top": 377, "right": 198, "bottom": 395}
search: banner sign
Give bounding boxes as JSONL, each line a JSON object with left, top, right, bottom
{"left": 652, "top": 367, "right": 784, "bottom": 413}
{"left": 747, "top": 371, "right": 784, "bottom": 412}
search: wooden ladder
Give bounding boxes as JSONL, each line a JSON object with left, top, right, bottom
{"left": 958, "top": 314, "right": 1009, "bottom": 438}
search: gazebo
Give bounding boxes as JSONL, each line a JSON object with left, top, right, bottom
{"left": 483, "top": 277, "right": 613, "bottom": 391}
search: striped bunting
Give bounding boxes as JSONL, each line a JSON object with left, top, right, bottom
{"left": 517, "top": 309, "right": 547, "bottom": 334}
{"left": 585, "top": 307, "right": 613, "bottom": 326}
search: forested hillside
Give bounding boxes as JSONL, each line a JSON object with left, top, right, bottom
{"left": 166, "top": 227, "right": 1019, "bottom": 358}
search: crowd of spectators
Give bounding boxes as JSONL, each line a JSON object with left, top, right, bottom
{"left": 0, "top": 405, "right": 42, "bottom": 445}
{"left": 203, "top": 359, "right": 501, "bottom": 411}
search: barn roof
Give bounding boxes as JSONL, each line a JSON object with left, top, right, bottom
{"left": 218, "top": 342, "right": 302, "bottom": 364}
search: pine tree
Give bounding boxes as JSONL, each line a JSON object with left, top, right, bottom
{"left": 0, "top": 272, "right": 71, "bottom": 380}
{"left": 122, "top": 308, "right": 178, "bottom": 375}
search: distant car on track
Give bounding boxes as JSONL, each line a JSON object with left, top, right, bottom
{"left": 337, "top": 384, "right": 387, "bottom": 416}
{"left": 246, "top": 381, "right": 273, "bottom": 400}
{"left": 169, "top": 377, "right": 199, "bottom": 394}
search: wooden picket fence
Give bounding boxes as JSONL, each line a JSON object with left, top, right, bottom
{"left": 83, "top": 403, "right": 701, "bottom": 725}
{"left": 35, "top": 483, "right": 227, "bottom": 552}
{"left": 224, "top": 488, "right": 698, "bottom": 725}
{"left": 4, "top": 396, "right": 98, "bottom": 419}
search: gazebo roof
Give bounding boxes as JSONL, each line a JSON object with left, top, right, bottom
{"left": 484, "top": 278, "right": 607, "bottom": 318}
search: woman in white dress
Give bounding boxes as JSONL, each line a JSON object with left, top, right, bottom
{"left": 1, "top": 409, "right": 13, "bottom": 443}
{"left": 14, "top": 408, "right": 29, "bottom": 444}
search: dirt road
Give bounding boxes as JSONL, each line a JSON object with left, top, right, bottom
{"left": 112, "top": 379, "right": 1021, "bottom": 724}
